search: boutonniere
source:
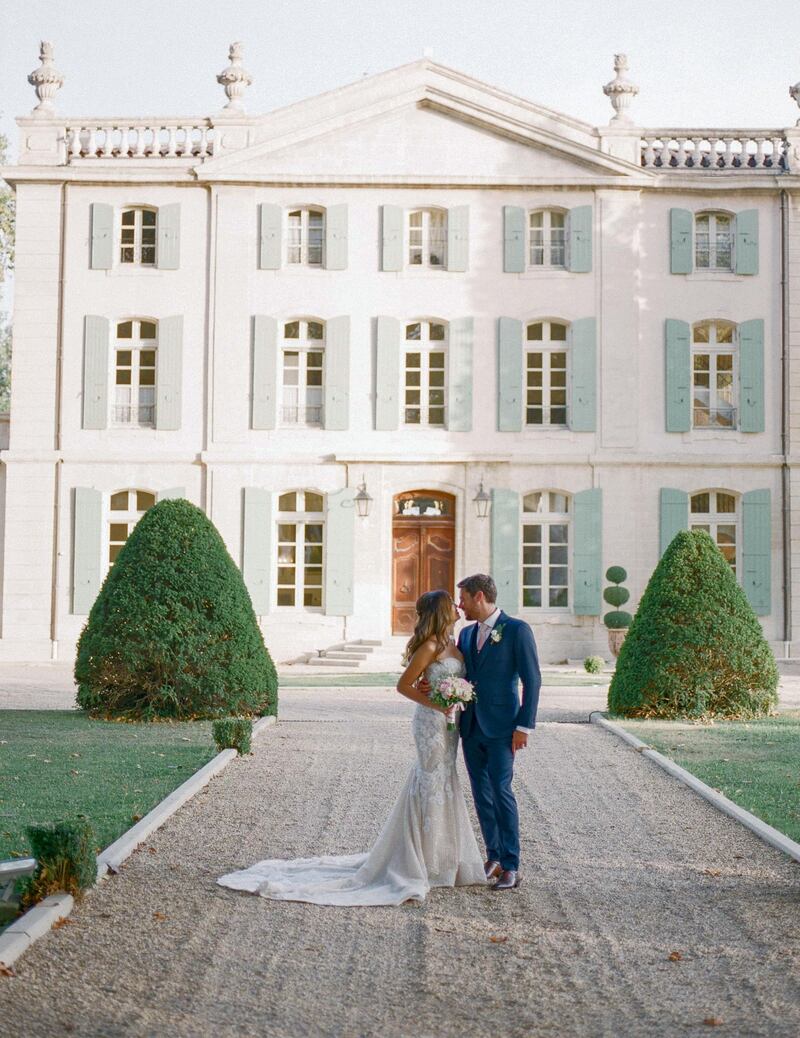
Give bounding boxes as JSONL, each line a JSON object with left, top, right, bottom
{"left": 490, "top": 623, "right": 505, "bottom": 644}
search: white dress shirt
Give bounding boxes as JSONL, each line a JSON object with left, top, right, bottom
{"left": 476, "top": 608, "right": 532, "bottom": 735}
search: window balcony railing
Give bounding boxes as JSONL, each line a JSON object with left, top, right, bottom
{"left": 693, "top": 406, "right": 737, "bottom": 429}
{"left": 113, "top": 404, "right": 156, "bottom": 426}
{"left": 281, "top": 405, "right": 323, "bottom": 426}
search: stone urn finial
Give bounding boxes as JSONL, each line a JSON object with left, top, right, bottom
{"left": 27, "top": 40, "right": 64, "bottom": 116}
{"left": 791, "top": 78, "right": 800, "bottom": 126}
{"left": 603, "top": 53, "right": 639, "bottom": 125}
{"left": 216, "top": 41, "right": 253, "bottom": 111}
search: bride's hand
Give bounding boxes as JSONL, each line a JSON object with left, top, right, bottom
{"left": 417, "top": 677, "right": 432, "bottom": 695}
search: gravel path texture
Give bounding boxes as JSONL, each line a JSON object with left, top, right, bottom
{"left": 1, "top": 686, "right": 799, "bottom": 1037}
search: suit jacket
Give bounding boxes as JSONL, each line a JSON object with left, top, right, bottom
{"left": 456, "top": 611, "right": 541, "bottom": 739}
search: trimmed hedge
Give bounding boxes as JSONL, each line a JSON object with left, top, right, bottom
{"left": 75, "top": 499, "right": 277, "bottom": 720}
{"left": 608, "top": 530, "right": 778, "bottom": 719}
{"left": 212, "top": 717, "right": 253, "bottom": 755}
{"left": 21, "top": 819, "right": 96, "bottom": 907}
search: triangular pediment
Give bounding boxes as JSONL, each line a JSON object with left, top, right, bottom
{"left": 196, "top": 60, "right": 644, "bottom": 182}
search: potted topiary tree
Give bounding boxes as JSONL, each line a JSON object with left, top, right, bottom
{"left": 608, "top": 530, "right": 778, "bottom": 719}
{"left": 603, "top": 566, "right": 633, "bottom": 658}
{"left": 75, "top": 499, "right": 277, "bottom": 721}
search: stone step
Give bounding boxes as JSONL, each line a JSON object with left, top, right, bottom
{"left": 323, "top": 651, "right": 370, "bottom": 661}
{"left": 305, "top": 657, "right": 354, "bottom": 668}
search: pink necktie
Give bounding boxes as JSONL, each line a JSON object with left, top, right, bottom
{"left": 477, "top": 623, "right": 489, "bottom": 651}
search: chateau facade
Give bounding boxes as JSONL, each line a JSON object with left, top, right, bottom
{"left": 3, "top": 46, "right": 800, "bottom": 663}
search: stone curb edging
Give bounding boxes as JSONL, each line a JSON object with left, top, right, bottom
{"left": 0, "top": 714, "right": 277, "bottom": 970}
{"left": 590, "top": 713, "right": 800, "bottom": 864}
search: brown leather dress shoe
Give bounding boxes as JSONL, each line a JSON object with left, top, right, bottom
{"left": 484, "top": 860, "right": 502, "bottom": 881}
{"left": 494, "top": 869, "right": 521, "bottom": 891}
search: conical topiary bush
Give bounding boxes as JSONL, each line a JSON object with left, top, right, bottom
{"left": 75, "top": 499, "right": 277, "bottom": 720}
{"left": 608, "top": 529, "right": 777, "bottom": 719}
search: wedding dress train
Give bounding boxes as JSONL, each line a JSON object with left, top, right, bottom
{"left": 217, "top": 657, "right": 486, "bottom": 905}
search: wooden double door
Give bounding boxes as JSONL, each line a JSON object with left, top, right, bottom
{"left": 392, "top": 491, "right": 456, "bottom": 635}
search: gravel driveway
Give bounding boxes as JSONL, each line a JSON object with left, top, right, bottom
{"left": 1, "top": 686, "right": 799, "bottom": 1038}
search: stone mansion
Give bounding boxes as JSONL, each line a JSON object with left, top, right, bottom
{"left": 2, "top": 43, "right": 800, "bottom": 663}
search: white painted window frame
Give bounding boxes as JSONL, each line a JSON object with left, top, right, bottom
{"left": 528, "top": 208, "right": 567, "bottom": 269}
{"left": 280, "top": 319, "right": 325, "bottom": 427}
{"left": 524, "top": 320, "right": 570, "bottom": 428}
{"left": 694, "top": 210, "right": 734, "bottom": 272}
{"left": 286, "top": 207, "right": 325, "bottom": 267}
{"left": 521, "top": 491, "right": 571, "bottom": 613}
{"left": 119, "top": 207, "right": 158, "bottom": 267}
{"left": 275, "top": 490, "right": 325, "bottom": 611}
{"left": 406, "top": 208, "right": 448, "bottom": 269}
{"left": 106, "top": 488, "right": 157, "bottom": 567}
{"left": 402, "top": 320, "right": 448, "bottom": 428}
{"left": 112, "top": 319, "right": 158, "bottom": 428}
{"left": 691, "top": 320, "right": 738, "bottom": 430}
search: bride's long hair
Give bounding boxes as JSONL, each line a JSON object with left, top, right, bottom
{"left": 403, "top": 589, "right": 454, "bottom": 664}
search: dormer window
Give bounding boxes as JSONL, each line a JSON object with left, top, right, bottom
{"left": 287, "top": 208, "right": 324, "bottom": 266}
{"left": 120, "top": 208, "right": 157, "bottom": 265}
{"left": 408, "top": 209, "right": 447, "bottom": 268}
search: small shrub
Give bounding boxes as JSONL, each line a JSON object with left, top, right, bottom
{"left": 608, "top": 530, "right": 778, "bottom": 720}
{"left": 20, "top": 819, "right": 96, "bottom": 908}
{"left": 584, "top": 655, "right": 604, "bottom": 674}
{"left": 603, "top": 566, "right": 633, "bottom": 629}
{"left": 213, "top": 717, "right": 253, "bottom": 755}
{"left": 75, "top": 499, "right": 277, "bottom": 721}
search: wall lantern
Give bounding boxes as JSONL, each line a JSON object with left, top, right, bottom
{"left": 354, "top": 476, "right": 373, "bottom": 519}
{"left": 473, "top": 480, "right": 491, "bottom": 520}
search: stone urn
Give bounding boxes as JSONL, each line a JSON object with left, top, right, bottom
{"left": 607, "top": 627, "right": 628, "bottom": 658}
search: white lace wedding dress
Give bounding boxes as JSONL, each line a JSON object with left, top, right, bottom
{"left": 217, "top": 657, "right": 486, "bottom": 905}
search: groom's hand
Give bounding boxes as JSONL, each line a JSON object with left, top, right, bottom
{"left": 511, "top": 731, "right": 528, "bottom": 754}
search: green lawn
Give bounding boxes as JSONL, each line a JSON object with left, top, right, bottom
{"left": 279, "top": 672, "right": 608, "bottom": 688}
{"left": 617, "top": 711, "right": 800, "bottom": 842}
{"left": 0, "top": 711, "right": 216, "bottom": 862}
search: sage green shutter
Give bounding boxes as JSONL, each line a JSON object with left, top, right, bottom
{"left": 491, "top": 489, "right": 520, "bottom": 615}
{"left": 569, "top": 317, "right": 596, "bottom": 432}
{"left": 156, "top": 316, "right": 183, "bottom": 430}
{"left": 242, "top": 487, "right": 272, "bottom": 615}
{"left": 375, "top": 316, "right": 400, "bottom": 431}
{"left": 82, "top": 315, "right": 109, "bottom": 430}
{"left": 258, "top": 203, "right": 282, "bottom": 270}
{"left": 497, "top": 317, "right": 523, "bottom": 431}
{"left": 72, "top": 487, "right": 102, "bottom": 614}
{"left": 447, "top": 206, "right": 469, "bottom": 272}
{"left": 665, "top": 319, "right": 691, "bottom": 432}
{"left": 659, "top": 488, "right": 689, "bottom": 555}
{"left": 739, "top": 319, "right": 765, "bottom": 433}
{"left": 381, "top": 205, "right": 403, "bottom": 271}
{"left": 158, "top": 487, "right": 185, "bottom": 501}
{"left": 573, "top": 488, "right": 602, "bottom": 615}
{"left": 325, "top": 205, "right": 348, "bottom": 270}
{"left": 324, "top": 316, "right": 350, "bottom": 430}
{"left": 156, "top": 203, "right": 180, "bottom": 269}
{"left": 735, "top": 210, "right": 759, "bottom": 275}
{"left": 503, "top": 206, "right": 525, "bottom": 273}
{"left": 670, "top": 208, "right": 693, "bottom": 274}
{"left": 567, "top": 205, "right": 592, "bottom": 273}
{"left": 251, "top": 315, "right": 279, "bottom": 430}
{"left": 325, "top": 487, "right": 356, "bottom": 615}
{"left": 742, "top": 489, "right": 771, "bottom": 615}
{"left": 447, "top": 317, "right": 473, "bottom": 431}
{"left": 90, "top": 203, "right": 114, "bottom": 270}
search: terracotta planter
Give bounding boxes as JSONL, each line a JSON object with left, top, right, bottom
{"left": 607, "top": 627, "right": 628, "bottom": 658}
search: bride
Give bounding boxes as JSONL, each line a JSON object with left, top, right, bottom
{"left": 217, "top": 589, "right": 486, "bottom": 905}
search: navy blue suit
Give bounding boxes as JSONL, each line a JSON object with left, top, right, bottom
{"left": 457, "top": 612, "right": 541, "bottom": 871}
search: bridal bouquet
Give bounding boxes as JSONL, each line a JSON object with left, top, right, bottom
{"left": 430, "top": 676, "right": 475, "bottom": 731}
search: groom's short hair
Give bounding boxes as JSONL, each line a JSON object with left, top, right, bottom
{"left": 457, "top": 574, "right": 497, "bottom": 602}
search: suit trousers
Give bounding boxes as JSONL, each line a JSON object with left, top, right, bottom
{"left": 461, "top": 722, "right": 520, "bottom": 871}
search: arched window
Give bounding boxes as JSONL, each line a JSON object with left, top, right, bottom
{"left": 525, "top": 320, "right": 568, "bottom": 427}
{"left": 114, "top": 319, "right": 157, "bottom": 426}
{"left": 403, "top": 320, "right": 447, "bottom": 426}
{"left": 695, "top": 211, "right": 733, "bottom": 271}
{"left": 108, "top": 489, "right": 156, "bottom": 563}
{"left": 120, "top": 207, "right": 157, "bottom": 265}
{"left": 690, "top": 490, "right": 738, "bottom": 574}
{"left": 521, "top": 491, "right": 570, "bottom": 609}
{"left": 692, "top": 320, "right": 736, "bottom": 428}
{"left": 276, "top": 490, "right": 325, "bottom": 608}
{"left": 287, "top": 207, "right": 324, "bottom": 266}
{"left": 529, "top": 209, "right": 567, "bottom": 268}
{"left": 408, "top": 208, "right": 447, "bottom": 268}
{"left": 281, "top": 320, "right": 325, "bottom": 426}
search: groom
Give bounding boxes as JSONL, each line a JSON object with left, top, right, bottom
{"left": 455, "top": 573, "right": 541, "bottom": 891}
